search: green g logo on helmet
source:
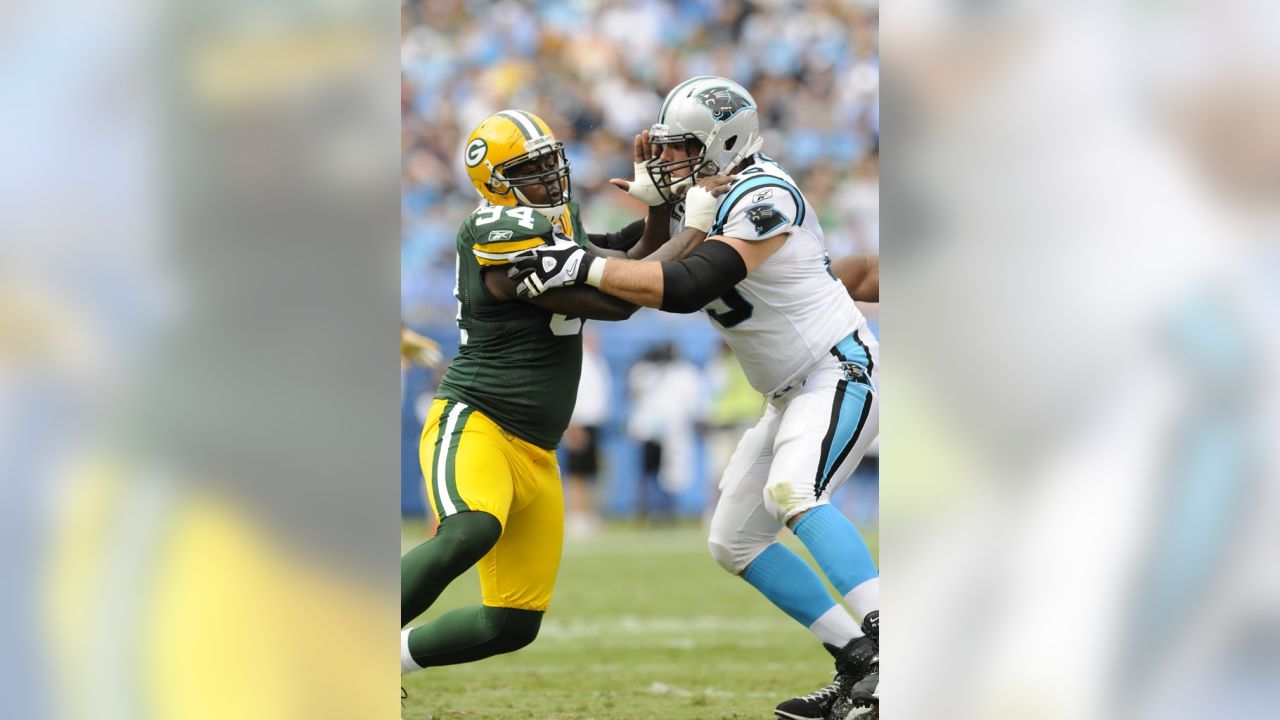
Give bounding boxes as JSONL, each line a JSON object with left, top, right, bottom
{"left": 465, "top": 138, "right": 488, "bottom": 168}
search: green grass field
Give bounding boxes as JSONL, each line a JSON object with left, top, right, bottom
{"left": 402, "top": 520, "right": 878, "bottom": 720}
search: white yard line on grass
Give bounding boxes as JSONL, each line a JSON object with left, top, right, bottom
{"left": 537, "top": 614, "right": 785, "bottom": 639}
{"left": 646, "top": 681, "right": 734, "bottom": 698}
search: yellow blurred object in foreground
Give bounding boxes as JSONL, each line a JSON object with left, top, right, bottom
{"left": 401, "top": 327, "right": 442, "bottom": 369}
{"left": 47, "top": 464, "right": 393, "bottom": 720}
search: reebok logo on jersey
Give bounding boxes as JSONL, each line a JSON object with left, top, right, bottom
{"left": 488, "top": 229, "right": 514, "bottom": 242}
{"left": 751, "top": 189, "right": 774, "bottom": 203}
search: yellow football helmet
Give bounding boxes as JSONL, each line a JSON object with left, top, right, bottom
{"left": 463, "top": 110, "right": 571, "bottom": 217}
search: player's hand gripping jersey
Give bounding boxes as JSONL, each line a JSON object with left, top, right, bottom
{"left": 436, "top": 201, "right": 589, "bottom": 448}
{"left": 677, "top": 155, "right": 874, "bottom": 395}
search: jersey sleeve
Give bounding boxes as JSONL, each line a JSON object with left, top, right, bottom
{"left": 465, "top": 206, "right": 554, "bottom": 267}
{"left": 711, "top": 177, "right": 805, "bottom": 241}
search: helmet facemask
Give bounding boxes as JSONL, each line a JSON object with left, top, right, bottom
{"left": 492, "top": 139, "right": 572, "bottom": 221}
{"left": 646, "top": 78, "right": 764, "bottom": 204}
{"left": 645, "top": 129, "right": 712, "bottom": 204}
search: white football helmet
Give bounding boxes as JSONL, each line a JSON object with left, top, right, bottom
{"left": 646, "top": 76, "right": 764, "bottom": 202}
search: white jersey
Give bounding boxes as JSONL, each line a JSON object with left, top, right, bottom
{"left": 671, "top": 155, "right": 868, "bottom": 395}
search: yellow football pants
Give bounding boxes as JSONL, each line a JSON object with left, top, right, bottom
{"left": 419, "top": 398, "right": 564, "bottom": 612}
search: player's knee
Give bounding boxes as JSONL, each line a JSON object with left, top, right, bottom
{"left": 762, "top": 481, "right": 810, "bottom": 524}
{"left": 707, "top": 538, "right": 738, "bottom": 574}
{"left": 708, "top": 537, "right": 765, "bottom": 576}
{"left": 488, "top": 607, "right": 543, "bottom": 654}
{"left": 436, "top": 511, "right": 502, "bottom": 569}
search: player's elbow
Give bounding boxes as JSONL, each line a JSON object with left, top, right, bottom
{"left": 848, "top": 278, "right": 878, "bottom": 303}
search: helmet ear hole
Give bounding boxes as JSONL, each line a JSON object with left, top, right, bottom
{"left": 724, "top": 135, "right": 738, "bottom": 152}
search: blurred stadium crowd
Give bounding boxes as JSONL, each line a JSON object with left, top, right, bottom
{"left": 400, "top": 0, "right": 881, "bottom": 520}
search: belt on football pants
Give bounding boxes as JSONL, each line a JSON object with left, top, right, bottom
{"left": 768, "top": 331, "right": 872, "bottom": 400}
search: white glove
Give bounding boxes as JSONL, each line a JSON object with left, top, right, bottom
{"left": 508, "top": 238, "right": 605, "bottom": 298}
{"left": 615, "top": 161, "right": 667, "bottom": 207}
{"left": 682, "top": 185, "right": 720, "bottom": 234}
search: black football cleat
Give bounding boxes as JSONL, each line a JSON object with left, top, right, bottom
{"left": 776, "top": 623, "right": 878, "bottom": 720}
{"left": 860, "top": 610, "right": 878, "bottom": 644}
{"left": 774, "top": 674, "right": 844, "bottom": 720}
{"left": 828, "top": 612, "right": 879, "bottom": 720}
{"left": 832, "top": 635, "right": 878, "bottom": 689}
{"left": 828, "top": 670, "right": 877, "bottom": 719}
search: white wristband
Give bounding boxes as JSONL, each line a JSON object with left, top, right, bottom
{"left": 586, "top": 256, "right": 607, "bottom": 287}
{"left": 682, "top": 185, "right": 718, "bottom": 234}
{"left": 628, "top": 163, "right": 667, "bottom": 207}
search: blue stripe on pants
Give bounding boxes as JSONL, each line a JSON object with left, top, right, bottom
{"left": 832, "top": 331, "right": 872, "bottom": 371}
{"left": 815, "top": 378, "right": 874, "bottom": 497}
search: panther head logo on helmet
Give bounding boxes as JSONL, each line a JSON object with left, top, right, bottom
{"left": 646, "top": 77, "right": 764, "bottom": 203}
{"left": 694, "top": 87, "right": 752, "bottom": 122}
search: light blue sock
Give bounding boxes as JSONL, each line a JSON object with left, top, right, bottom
{"left": 791, "top": 504, "right": 878, "bottom": 596}
{"left": 741, "top": 542, "right": 838, "bottom": 628}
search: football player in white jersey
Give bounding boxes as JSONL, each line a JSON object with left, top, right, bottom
{"left": 510, "top": 77, "right": 880, "bottom": 720}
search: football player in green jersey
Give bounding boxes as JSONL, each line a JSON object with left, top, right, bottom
{"left": 401, "top": 110, "right": 734, "bottom": 687}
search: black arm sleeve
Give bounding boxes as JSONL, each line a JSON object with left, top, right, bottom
{"left": 659, "top": 240, "right": 748, "bottom": 313}
{"left": 588, "top": 219, "right": 646, "bottom": 252}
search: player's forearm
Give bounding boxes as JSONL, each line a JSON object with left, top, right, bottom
{"left": 594, "top": 239, "right": 747, "bottom": 312}
{"left": 532, "top": 285, "right": 639, "bottom": 320}
{"left": 598, "top": 226, "right": 708, "bottom": 307}
{"left": 587, "top": 219, "right": 647, "bottom": 258}
{"left": 582, "top": 241, "right": 628, "bottom": 259}
{"left": 639, "top": 225, "right": 708, "bottom": 263}
{"left": 625, "top": 205, "right": 676, "bottom": 259}
{"left": 597, "top": 259, "right": 667, "bottom": 308}
{"left": 485, "top": 266, "right": 639, "bottom": 319}
{"left": 832, "top": 255, "right": 879, "bottom": 302}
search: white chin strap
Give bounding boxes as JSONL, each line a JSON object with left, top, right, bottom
{"left": 702, "top": 123, "right": 764, "bottom": 173}
{"left": 512, "top": 187, "right": 566, "bottom": 225}
{"left": 533, "top": 203, "right": 567, "bottom": 224}
{"left": 737, "top": 136, "right": 764, "bottom": 164}
{"left": 717, "top": 135, "right": 763, "bottom": 175}
{"left": 671, "top": 134, "right": 762, "bottom": 197}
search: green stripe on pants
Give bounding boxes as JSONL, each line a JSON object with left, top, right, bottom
{"left": 428, "top": 401, "right": 453, "bottom": 520}
{"left": 442, "top": 406, "right": 475, "bottom": 513}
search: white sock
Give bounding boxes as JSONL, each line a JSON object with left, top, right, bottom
{"left": 844, "top": 577, "right": 880, "bottom": 620}
{"left": 401, "top": 628, "right": 422, "bottom": 676}
{"left": 807, "top": 604, "right": 863, "bottom": 647}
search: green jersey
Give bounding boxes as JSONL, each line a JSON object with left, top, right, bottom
{"left": 436, "top": 202, "right": 589, "bottom": 449}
